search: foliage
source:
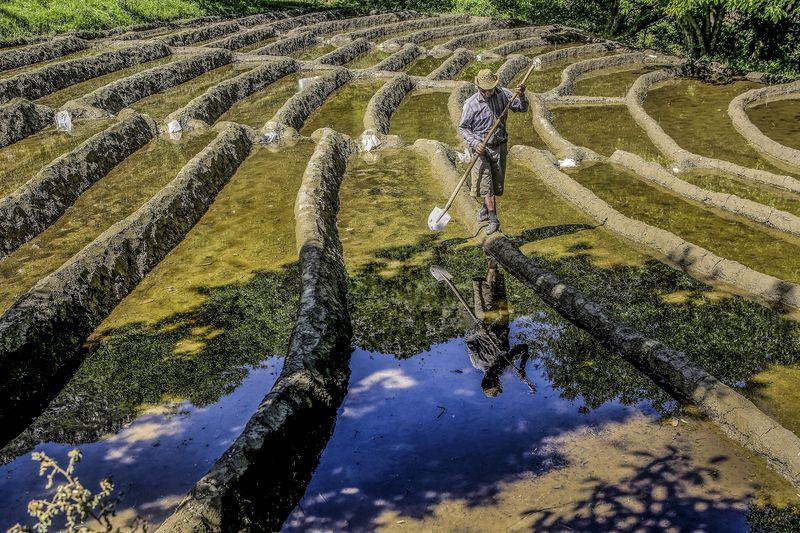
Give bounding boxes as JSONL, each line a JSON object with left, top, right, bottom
{"left": 6, "top": 449, "right": 141, "bottom": 533}
{"left": 747, "top": 502, "right": 800, "bottom": 532}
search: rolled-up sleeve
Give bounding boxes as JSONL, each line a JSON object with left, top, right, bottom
{"left": 504, "top": 87, "right": 528, "bottom": 113}
{"left": 459, "top": 101, "right": 481, "bottom": 148}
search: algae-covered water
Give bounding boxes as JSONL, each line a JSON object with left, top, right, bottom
{"left": 35, "top": 55, "right": 176, "bottom": 109}
{"left": 346, "top": 50, "right": 391, "bottom": 69}
{"left": 644, "top": 80, "right": 800, "bottom": 178}
{"left": 301, "top": 79, "right": 385, "bottom": 137}
{"left": 0, "top": 119, "right": 115, "bottom": 197}
{"left": 292, "top": 43, "right": 336, "bottom": 60}
{"left": 455, "top": 59, "right": 505, "bottom": 82}
{"left": 572, "top": 65, "right": 657, "bottom": 97}
{"left": 217, "top": 72, "right": 302, "bottom": 128}
{"left": 131, "top": 63, "right": 253, "bottom": 121}
{"left": 569, "top": 163, "right": 800, "bottom": 283}
{"left": 747, "top": 97, "right": 800, "bottom": 152}
{"left": 389, "top": 90, "right": 459, "bottom": 145}
{"left": 550, "top": 106, "right": 665, "bottom": 162}
{"left": 0, "top": 130, "right": 216, "bottom": 315}
{"left": 404, "top": 55, "right": 446, "bottom": 76}
{"left": 0, "top": 143, "right": 314, "bottom": 529}
{"left": 238, "top": 36, "right": 279, "bottom": 53}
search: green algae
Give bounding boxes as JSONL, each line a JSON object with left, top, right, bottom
{"left": 747, "top": 98, "right": 800, "bottom": 151}
{"left": 0, "top": 118, "right": 115, "bottom": 197}
{"left": 0, "top": 130, "right": 216, "bottom": 315}
{"left": 389, "top": 89, "right": 459, "bottom": 145}
{"left": 644, "top": 79, "right": 799, "bottom": 178}
{"left": 507, "top": 107, "right": 547, "bottom": 149}
{"left": 514, "top": 52, "right": 617, "bottom": 93}
{"left": 345, "top": 49, "right": 391, "bottom": 69}
{"left": 301, "top": 79, "right": 385, "bottom": 137}
{"left": 131, "top": 63, "right": 253, "bottom": 121}
{"left": 680, "top": 169, "right": 800, "bottom": 219}
{"left": 550, "top": 106, "right": 665, "bottom": 162}
{"left": 0, "top": 47, "right": 101, "bottom": 80}
{"left": 238, "top": 36, "right": 279, "bottom": 53}
{"left": 455, "top": 59, "right": 504, "bottom": 82}
{"left": 35, "top": 55, "right": 176, "bottom": 109}
{"left": 49, "top": 143, "right": 315, "bottom": 432}
{"left": 292, "top": 43, "right": 336, "bottom": 60}
{"left": 217, "top": 72, "right": 301, "bottom": 128}
{"left": 404, "top": 55, "right": 445, "bottom": 76}
{"left": 572, "top": 65, "right": 657, "bottom": 97}
{"left": 569, "top": 162, "right": 800, "bottom": 283}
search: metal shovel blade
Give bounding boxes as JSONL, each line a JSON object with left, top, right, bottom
{"left": 429, "top": 265, "right": 453, "bottom": 283}
{"left": 428, "top": 206, "right": 451, "bottom": 231}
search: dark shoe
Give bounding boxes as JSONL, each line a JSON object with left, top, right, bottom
{"left": 477, "top": 205, "right": 489, "bottom": 222}
{"left": 485, "top": 220, "right": 500, "bottom": 234}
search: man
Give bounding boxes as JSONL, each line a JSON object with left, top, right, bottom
{"left": 466, "top": 257, "right": 529, "bottom": 397}
{"left": 458, "top": 69, "right": 528, "bottom": 234}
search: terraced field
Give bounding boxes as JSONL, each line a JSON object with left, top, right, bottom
{"left": 1, "top": 6, "right": 799, "bottom": 531}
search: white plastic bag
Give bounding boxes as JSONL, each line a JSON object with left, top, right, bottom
{"left": 263, "top": 130, "right": 280, "bottom": 144}
{"left": 457, "top": 148, "right": 471, "bottom": 163}
{"left": 558, "top": 158, "right": 577, "bottom": 168}
{"left": 361, "top": 133, "right": 381, "bottom": 152}
{"left": 298, "top": 76, "right": 320, "bottom": 91}
{"left": 55, "top": 110, "right": 72, "bottom": 132}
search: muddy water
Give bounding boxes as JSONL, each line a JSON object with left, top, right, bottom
{"left": 131, "top": 63, "right": 253, "bottom": 121}
{"left": 0, "top": 119, "right": 115, "bottom": 197}
{"left": 292, "top": 43, "right": 336, "bottom": 60}
{"left": 389, "top": 90, "right": 459, "bottom": 145}
{"left": 514, "top": 42, "right": 582, "bottom": 56}
{"left": 747, "top": 97, "right": 800, "bottom": 151}
{"left": 0, "top": 143, "right": 314, "bottom": 529}
{"left": 455, "top": 59, "right": 504, "bottom": 82}
{"left": 404, "top": 55, "right": 446, "bottom": 76}
{"left": 680, "top": 169, "right": 800, "bottom": 219}
{"left": 0, "top": 47, "right": 101, "bottom": 80}
{"left": 35, "top": 55, "right": 176, "bottom": 109}
{"left": 301, "top": 79, "right": 385, "bottom": 137}
{"left": 572, "top": 65, "right": 657, "bottom": 97}
{"left": 569, "top": 162, "right": 800, "bottom": 282}
{"left": 217, "top": 72, "right": 301, "bottom": 128}
{"left": 644, "top": 79, "right": 799, "bottom": 177}
{"left": 550, "top": 106, "right": 665, "bottom": 162}
{"left": 508, "top": 106, "right": 547, "bottom": 149}
{"left": 0, "top": 131, "right": 216, "bottom": 315}
{"left": 238, "top": 36, "right": 279, "bottom": 53}
{"left": 346, "top": 50, "right": 391, "bottom": 69}
{"left": 515, "top": 52, "right": 618, "bottom": 93}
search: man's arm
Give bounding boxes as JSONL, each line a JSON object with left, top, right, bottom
{"left": 458, "top": 100, "right": 482, "bottom": 148}
{"left": 503, "top": 87, "right": 529, "bottom": 113}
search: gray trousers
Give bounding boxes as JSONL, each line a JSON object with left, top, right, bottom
{"left": 469, "top": 142, "right": 508, "bottom": 198}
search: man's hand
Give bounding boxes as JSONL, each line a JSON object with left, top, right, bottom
{"left": 516, "top": 83, "right": 526, "bottom": 97}
{"left": 474, "top": 143, "right": 486, "bottom": 156}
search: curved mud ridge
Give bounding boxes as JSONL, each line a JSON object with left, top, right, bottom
{"left": 169, "top": 58, "right": 299, "bottom": 129}
{"left": 0, "top": 123, "right": 251, "bottom": 443}
{"left": 364, "top": 74, "right": 415, "bottom": 135}
{"left": 610, "top": 150, "right": 800, "bottom": 238}
{"left": 65, "top": 49, "right": 233, "bottom": 118}
{"left": 0, "top": 98, "right": 54, "bottom": 149}
{"left": 727, "top": 81, "right": 800, "bottom": 170}
{"left": 340, "top": 14, "right": 470, "bottom": 45}
{"left": 318, "top": 37, "right": 373, "bottom": 66}
{"left": 427, "top": 47, "right": 474, "bottom": 81}
{"left": 0, "top": 42, "right": 170, "bottom": 105}
{"left": 370, "top": 43, "right": 422, "bottom": 73}
{"left": 626, "top": 67, "right": 800, "bottom": 193}
{"left": 0, "top": 111, "right": 157, "bottom": 258}
{"left": 415, "top": 138, "right": 800, "bottom": 490}
{"left": 510, "top": 144, "right": 800, "bottom": 310}
{"left": 268, "top": 68, "right": 353, "bottom": 136}
{"left": 158, "top": 129, "right": 356, "bottom": 532}
{"left": 489, "top": 26, "right": 594, "bottom": 56}
{"left": 161, "top": 20, "right": 241, "bottom": 47}
{"left": 0, "top": 36, "right": 88, "bottom": 72}
{"left": 380, "top": 18, "right": 510, "bottom": 52}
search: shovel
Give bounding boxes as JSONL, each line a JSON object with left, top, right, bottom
{"left": 430, "top": 265, "right": 536, "bottom": 393}
{"left": 428, "top": 59, "right": 541, "bottom": 231}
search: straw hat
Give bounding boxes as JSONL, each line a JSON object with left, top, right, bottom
{"left": 475, "top": 69, "right": 499, "bottom": 90}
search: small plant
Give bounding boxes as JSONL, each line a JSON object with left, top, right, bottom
{"left": 7, "top": 449, "right": 144, "bottom": 533}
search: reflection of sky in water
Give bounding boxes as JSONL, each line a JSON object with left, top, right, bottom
{"left": 283, "top": 319, "right": 654, "bottom": 532}
{"left": 0, "top": 362, "right": 282, "bottom": 530}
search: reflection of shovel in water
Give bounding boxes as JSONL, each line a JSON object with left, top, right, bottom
{"left": 430, "top": 265, "right": 536, "bottom": 393}
{"left": 427, "top": 59, "right": 541, "bottom": 232}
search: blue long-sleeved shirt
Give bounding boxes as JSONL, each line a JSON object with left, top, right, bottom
{"left": 458, "top": 87, "right": 528, "bottom": 148}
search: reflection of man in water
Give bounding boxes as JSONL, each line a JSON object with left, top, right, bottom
{"left": 466, "top": 258, "right": 529, "bottom": 397}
